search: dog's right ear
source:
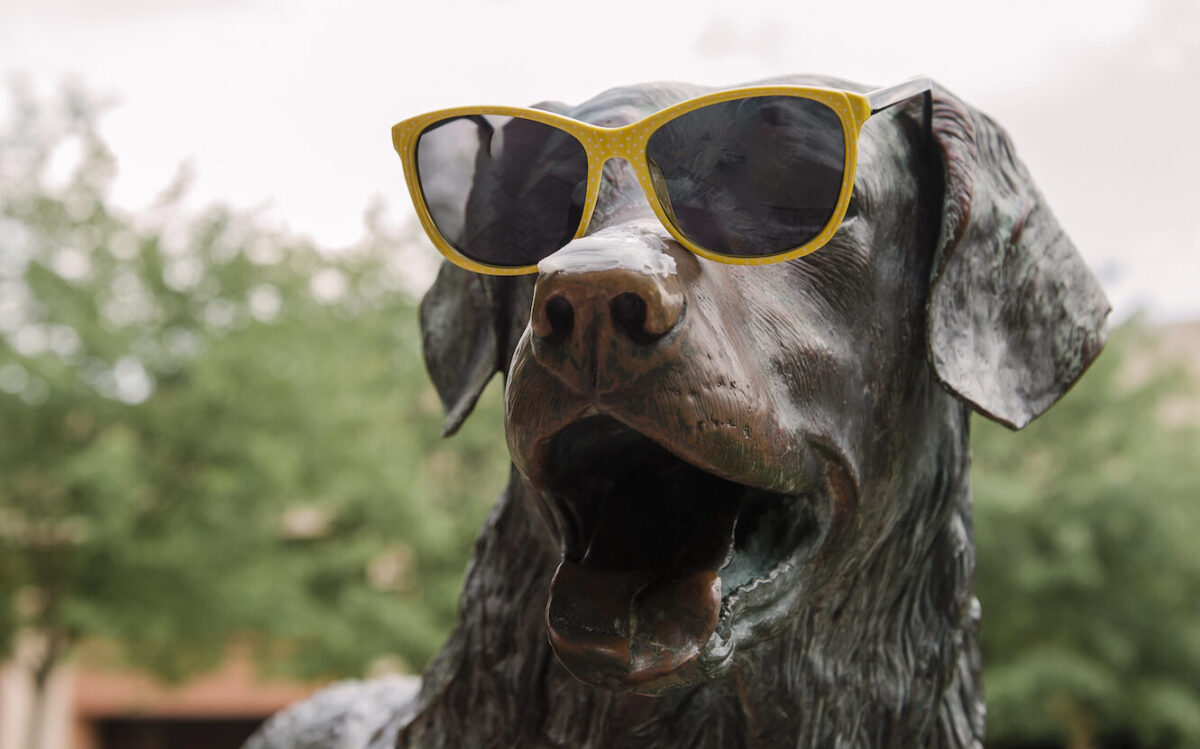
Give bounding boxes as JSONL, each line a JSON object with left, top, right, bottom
{"left": 925, "top": 84, "right": 1111, "bottom": 430}
{"left": 419, "top": 264, "right": 534, "bottom": 437}
{"left": 420, "top": 263, "right": 500, "bottom": 437}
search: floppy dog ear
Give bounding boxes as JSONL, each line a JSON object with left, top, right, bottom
{"left": 926, "top": 85, "right": 1111, "bottom": 430}
{"left": 420, "top": 263, "right": 500, "bottom": 437}
{"left": 420, "top": 264, "right": 535, "bottom": 437}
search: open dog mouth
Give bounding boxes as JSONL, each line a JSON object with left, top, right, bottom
{"left": 534, "top": 415, "right": 828, "bottom": 693}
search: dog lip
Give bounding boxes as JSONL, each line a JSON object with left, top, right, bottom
{"left": 526, "top": 407, "right": 780, "bottom": 498}
{"left": 695, "top": 455, "right": 856, "bottom": 682}
{"left": 520, "top": 405, "right": 860, "bottom": 535}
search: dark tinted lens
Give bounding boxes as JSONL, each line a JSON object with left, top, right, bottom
{"left": 645, "top": 96, "right": 845, "bottom": 258}
{"left": 416, "top": 114, "right": 589, "bottom": 268}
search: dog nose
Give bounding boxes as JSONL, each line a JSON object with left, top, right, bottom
{"left": 530, "top": 228, "right": 684, "bottom": 393}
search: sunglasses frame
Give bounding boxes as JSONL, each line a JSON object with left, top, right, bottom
{"left": 392, "top": 76, "right": 932, "bottom": 276}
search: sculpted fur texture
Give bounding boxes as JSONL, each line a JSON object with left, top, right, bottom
{"left": 247, "top": 77, "right": 1108, "bottom": 749}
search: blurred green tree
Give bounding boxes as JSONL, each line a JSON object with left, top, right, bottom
{"left": 974, "top": 324, "right": 1200, "bottom": 749}
{"left": 0, "top": 84, "right": 510, "bottom": 744}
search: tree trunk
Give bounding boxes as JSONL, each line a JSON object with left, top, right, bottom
{"left": 23, "top": 632, "right": 62, "bottom": 749}
{"left": 1059, "top": 698, "right": 1096, "bottom": 749}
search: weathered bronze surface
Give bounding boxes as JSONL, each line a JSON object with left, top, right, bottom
{"left": 247, "top": 77, "right": 1109, "bottom": 748}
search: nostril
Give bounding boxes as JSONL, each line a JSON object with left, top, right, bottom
{"left": 610, "top": 293, "right": 658, "bottom": 345}
{"left": 542, "top": 295, "right": 575, "bottom": 345}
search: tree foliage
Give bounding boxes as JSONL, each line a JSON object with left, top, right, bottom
{"left": 973, "top": 324, "right": 1200, "bottom": 748}
{"left": 0, "top": 84, "right": 511, "bottom": 686}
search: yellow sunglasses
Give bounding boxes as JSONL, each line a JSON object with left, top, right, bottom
{"left": 391, "top": 76, "right": 932, "bottom": 276}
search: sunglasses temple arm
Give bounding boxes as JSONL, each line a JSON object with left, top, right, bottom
{"left": 867, "top": 75, "right": 933, "bottom": 115}
{"left": 868, "top": 75, "right": 934, "bottom": 145}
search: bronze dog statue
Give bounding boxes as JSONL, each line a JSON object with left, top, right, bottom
{"left": 249, "top": 77, "right": 1108, "bottom": 748}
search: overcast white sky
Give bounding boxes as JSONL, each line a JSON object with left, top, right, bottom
{"left": 1, "top": 0, "right": 1197, "bottom": 320}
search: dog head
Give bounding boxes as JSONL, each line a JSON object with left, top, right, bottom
{"left": 418, "top": 77, "right": 1108, "bottom": 695}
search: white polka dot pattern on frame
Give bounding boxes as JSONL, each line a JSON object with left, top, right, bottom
{"left": 391, "top": 84, "right": 876, "bottom": 275}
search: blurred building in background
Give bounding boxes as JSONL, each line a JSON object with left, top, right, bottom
{"left": 1, "top": 637, "right": 327, "bottom": 749}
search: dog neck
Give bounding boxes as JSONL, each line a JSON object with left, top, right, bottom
{"left": 397, "top": 405, "right": 984, "bottom": 748}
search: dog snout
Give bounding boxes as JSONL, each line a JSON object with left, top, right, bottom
{"left": 530, "top": 229, "right": 684, "bottom": 394}
{"left": 532, "top": 268, "right": 682, "bottom": 343}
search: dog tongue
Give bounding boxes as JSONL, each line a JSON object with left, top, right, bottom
{"left": 546, "top": 479, "right": 740, "bottom": 690}
{"left": 548, "top": 562, "right": 722, "bottom": 690}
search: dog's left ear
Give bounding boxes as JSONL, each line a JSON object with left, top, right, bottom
{"left": 926, "top": 85, "right": 1111, "bottom": 430}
